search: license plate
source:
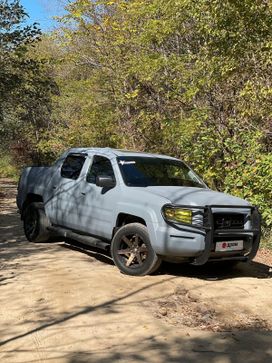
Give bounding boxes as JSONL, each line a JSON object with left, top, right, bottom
{"left": 215, "top": 240, "right": 243, "bottom": 252}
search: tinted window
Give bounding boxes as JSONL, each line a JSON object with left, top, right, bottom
{"left": 61, "top": 154, "right": 86, "bottom": 180}
{"left": 87, "top": 155, "right": 115, "bottom": 184}
{"left": 118, "top": 156, "right": 206, "bottom": 188}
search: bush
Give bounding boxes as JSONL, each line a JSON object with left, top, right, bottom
{"left": 0, "top": 153, "right": 19, "bottom": 180}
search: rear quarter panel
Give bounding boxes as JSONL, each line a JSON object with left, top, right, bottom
{"left": 17, "top": 166, "right": 54, "bottom": 211}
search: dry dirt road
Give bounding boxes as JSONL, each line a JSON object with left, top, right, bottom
{"left": 0, "top": 179, "right": 271, "bottom": 363}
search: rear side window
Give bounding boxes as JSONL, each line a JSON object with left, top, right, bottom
{"left": 87, "top": 155, "right": 115, "bottom": 184}
{"left": 61, "top": 154, "right": 86, "bottom": 180}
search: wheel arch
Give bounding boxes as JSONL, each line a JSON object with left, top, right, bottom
{"left": 112, "top": 212, "right": 147, "bottom": 238}
{"left": 22, "top": 193, "right": 44, "bottom": 218}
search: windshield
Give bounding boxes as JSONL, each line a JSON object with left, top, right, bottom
{"left": 117, "top": 156, "right": 206, "bottom": 188}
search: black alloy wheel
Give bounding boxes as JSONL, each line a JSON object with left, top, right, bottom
{"left": 111, "top": 223, "right": 161, "bottom": 276}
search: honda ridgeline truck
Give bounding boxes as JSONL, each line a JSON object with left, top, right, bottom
{"left": 17, "top": 148, "right": 261, "bottom": 276}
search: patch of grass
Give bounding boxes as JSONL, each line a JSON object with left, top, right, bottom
{"left": 0, "top": 153, "right": 19, "bottom": 180}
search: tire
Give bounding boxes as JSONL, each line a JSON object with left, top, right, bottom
{"left": 23, "top": 202, "right": 51, "bottom": 243}
{"left": 111, "top": 223, "right": 161, "bottom": 276}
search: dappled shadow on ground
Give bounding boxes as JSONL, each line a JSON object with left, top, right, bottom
{"left": 65, "top": 331, "right": 272, "bottom": 363}
{"left": 0, "top": 212, "right": 25, "bottom": 243}
{"left": 0, "top": 181, "right": 18, "bottom": 213}
{"left": 0, "top": 274, "right": 16, "bottom": 286}
{"left": 0, "top": 276, "right": 176, "bottom": 348}
{"left": 0, "top": 210, "right": 52, "bottom": 263}
{"left": 2, "top": 330, "right": 271, "bottom": 363}
{"left": 62, "top": 238, "right": 271, "bottom": 280}
{"left": 62, "top": 239, "right": 114, "bottom": 266}
{"left": 157, "top": 259, "right": 272, "bottom": 280}
{"left": 0, "top": 273, "right": 271, "bottom": 363}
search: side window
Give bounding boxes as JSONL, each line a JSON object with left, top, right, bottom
{"left": 87, "top": 155, "right": 115, "bottom": 184}
{"left": 61, "top": 154, "right": 86, "bottom": 180}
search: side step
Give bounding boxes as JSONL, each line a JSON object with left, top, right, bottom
{"left": 48, "top": 226, "right": 110, "bottom": 250}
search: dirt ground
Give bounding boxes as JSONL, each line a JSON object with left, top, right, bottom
{"left": 0, "top": 179, "right": 271, "bottom": 363}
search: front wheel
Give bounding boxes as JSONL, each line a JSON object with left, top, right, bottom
{"left": 23, "top": 202, "right": 51, "bottom": 243}
{"left": 111, "top": 223, "right": 161, "bottom": 276}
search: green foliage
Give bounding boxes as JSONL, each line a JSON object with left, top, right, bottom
{"left": 0, "top": 0, "right": 41, "bottom": 116}
{"left": 0, "top": 152, "right": 18, "bottom": 179}
{"left": 1, "top": 0, "right": 272, "bottom": 230}
{"left": 262, "top": 229, "right": 272, "bottom": 250}
{"left": 0, "top": 1, "right": 57, "bottom": 166}
{"left": 225, "top": 151, "right": 272, "bottom": 227}
{"left": 42, "top": 0, "right": 271, "bottom": 226}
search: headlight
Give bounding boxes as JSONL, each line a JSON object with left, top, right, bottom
{"left": 163, "top": 206, "right": 192, "bottom": 224}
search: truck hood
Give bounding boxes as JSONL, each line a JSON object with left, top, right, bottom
{"left": 145, "top": 186, "right": 250, "bottom": 207}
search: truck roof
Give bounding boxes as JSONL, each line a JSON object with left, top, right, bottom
{"left": 66, "top": 147, "right": 179, "bottom": 160}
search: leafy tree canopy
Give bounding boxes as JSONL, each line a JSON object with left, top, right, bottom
{"left": 1, "top": 0, "right": 271, "bottom": 230}
{"left": 0, "top": 0, "right": 56, "bottom": 164}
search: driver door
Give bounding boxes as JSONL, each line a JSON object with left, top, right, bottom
{"left": 74, "top": 154, "right": 118, "bottom": 239}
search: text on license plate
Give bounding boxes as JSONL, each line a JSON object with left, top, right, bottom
{"left": 215, "top": 240, "right": 243, "bottom": 252}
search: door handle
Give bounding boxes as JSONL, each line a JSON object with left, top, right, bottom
{"left": 52, "top": 186, "right": 57, "bottom": 189}
{"left": 81, "top": 192, "right": 86, "bottom": 196}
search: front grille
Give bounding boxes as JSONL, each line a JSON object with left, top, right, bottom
{"left": 213, "top": 213, "right": 245, "bottom": 230}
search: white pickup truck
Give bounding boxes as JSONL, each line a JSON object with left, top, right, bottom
{"left": 17, "top": 148, "right": 261, "bottom": 276}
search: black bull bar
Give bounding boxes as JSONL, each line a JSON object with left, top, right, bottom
{"left": 195, "top": 205, "right": 261, "bottom": 265}
{"left": 163, "top": 204, "right": 261, "bottom": 265}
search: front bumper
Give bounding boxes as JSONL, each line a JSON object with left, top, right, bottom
{"left": 153, "top": 204, "right": 261, "bottom": 265}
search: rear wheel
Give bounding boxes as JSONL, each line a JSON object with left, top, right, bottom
{"left": 23, "top": 202, "right": 51, "bottom": 242}
{"left": 111, "top": 223, "right": 161, "bottom": 276}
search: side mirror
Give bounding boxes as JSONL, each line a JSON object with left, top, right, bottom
{"left": 96, "top": 175, "right": 116, "bottom": 188}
